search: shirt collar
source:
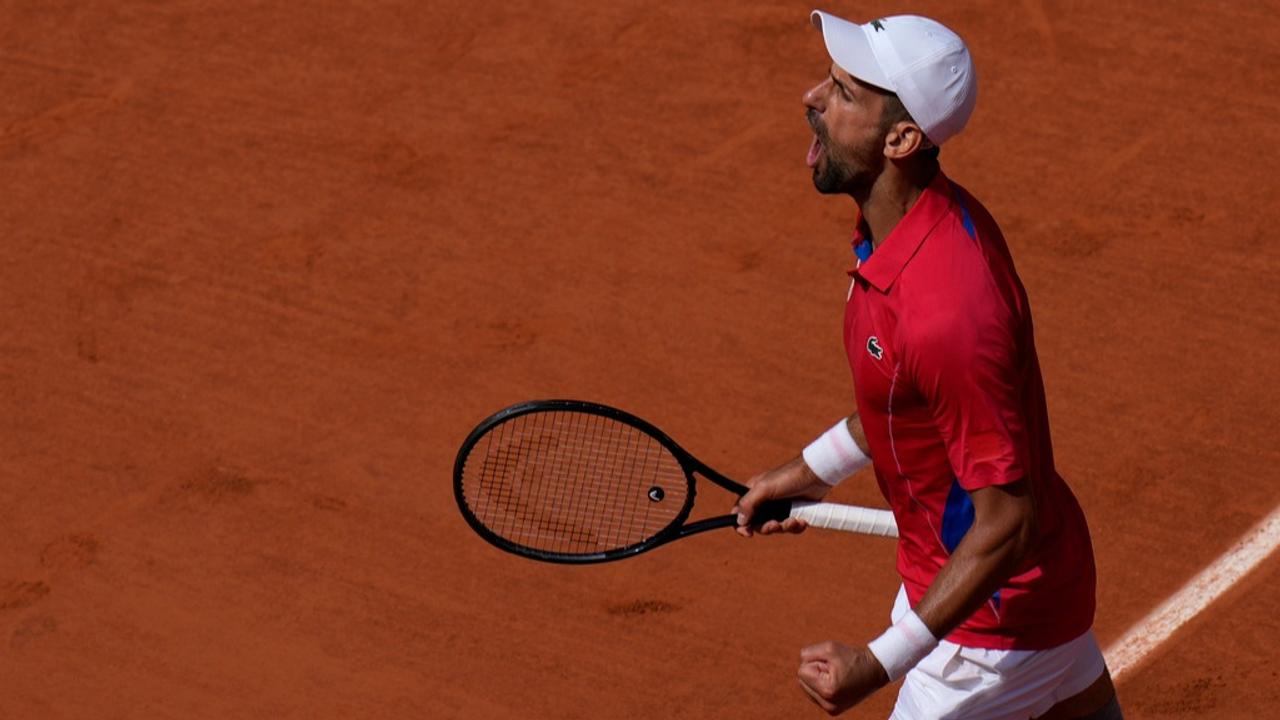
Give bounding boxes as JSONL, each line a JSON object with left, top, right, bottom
{"left": 850, "top": 170, "right": 955, "bottom": 292}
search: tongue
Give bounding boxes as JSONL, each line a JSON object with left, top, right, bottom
{"left": 806, "top": 134, "right": 821, "bottom": 168}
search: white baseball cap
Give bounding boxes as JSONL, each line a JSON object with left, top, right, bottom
{"left": 810, "top": 11, "right": 977, "bottom": 146}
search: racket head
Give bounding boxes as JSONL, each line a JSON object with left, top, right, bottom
{"left": 453, "top": 400, "right": 698, "bottom": 563}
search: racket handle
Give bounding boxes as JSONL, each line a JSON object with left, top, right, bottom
{"left": 789, "top": 501, "right": 899, "bottom": 538}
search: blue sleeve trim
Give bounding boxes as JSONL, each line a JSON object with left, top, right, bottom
{"left": 940, "top": 476, "right": 975, "bottom": 553}
{"left": 949, "top": 182, "right": 978, "bottom": 241}
{"left": 960, "top": 203, "right": 977, "bottom": 240}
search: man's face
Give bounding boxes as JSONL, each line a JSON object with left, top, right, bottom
{"left": 802, "top": 64, "right": 891, "bottom": 195}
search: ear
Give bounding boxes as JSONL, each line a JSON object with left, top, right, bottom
{"left": 883, "top": 121, "right": 933, "bottom": 160}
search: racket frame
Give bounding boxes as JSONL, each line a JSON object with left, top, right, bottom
{"left": 453, "top": 399, "right": 792, "bottom": 564}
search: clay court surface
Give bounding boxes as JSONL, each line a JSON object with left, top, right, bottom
{"left": 2, "top": 0, "right": 1278, "bottom": 717}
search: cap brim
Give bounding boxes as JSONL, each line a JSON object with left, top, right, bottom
{"left": 810, "top": 10, "right": 893, "bottom": 92}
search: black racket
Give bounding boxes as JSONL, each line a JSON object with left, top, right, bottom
{"left": 453, "top": 400, "right": 897, "bottom": 564}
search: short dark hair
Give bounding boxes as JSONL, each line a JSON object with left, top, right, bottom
{"left": 881, "top": 93, "right": 940, "bottom": 162}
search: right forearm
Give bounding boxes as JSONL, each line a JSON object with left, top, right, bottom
{"left": 803, "top": 415, "right": 873, "bottom": 485}
{"left": 781, "top": 455, "right": 832, "bottom": 500}
{"left": 734, "top": 413, "right": 872, "bottom": 536}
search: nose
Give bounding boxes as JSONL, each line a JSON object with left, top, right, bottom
{"left": 802, "top": 78, "right": 827, "bottom": 113}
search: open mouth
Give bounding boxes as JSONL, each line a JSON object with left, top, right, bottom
{"left": 806, "top": 133, "right": 823, "bottom": 168}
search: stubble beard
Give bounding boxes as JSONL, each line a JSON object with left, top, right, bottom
{"left": 811, "top": 134, "right": 881, "bottom": 196}
{"left": 812, "top": 154, "right": 857, "bottom": 194}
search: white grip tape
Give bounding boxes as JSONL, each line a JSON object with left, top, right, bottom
{"left": 789, "top": 501, "right": 898, "bottom": 538}
{"left": 867, "top": 609, "right": 938, "bottom": 681}
{"left": 802, "top": 419, "right": 871, "bottom": 485}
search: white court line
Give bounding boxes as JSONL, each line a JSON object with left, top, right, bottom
{"left": 1105, "top": 503, "right": 1280, "bottom": 681}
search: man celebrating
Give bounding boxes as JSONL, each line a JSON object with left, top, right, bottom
{"left": 734, "top": 11, "right": 1123, "bottom": 719}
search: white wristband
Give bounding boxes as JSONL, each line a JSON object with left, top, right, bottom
{"left": 801, "top": 419, "right": 871, "bottom": 485}
{"left": 867, "top": 609, "right": 938, "bottom": 681}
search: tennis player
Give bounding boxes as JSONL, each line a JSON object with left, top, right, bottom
{"left": 734, "top": 12, "right": 1123, "bottom": 719}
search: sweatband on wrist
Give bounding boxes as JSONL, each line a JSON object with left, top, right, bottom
{"left": 801, "top": 419, "right": 871, "bottom": 485}
{"left": 867, "top": 609, "right": 938, "bottom": 681}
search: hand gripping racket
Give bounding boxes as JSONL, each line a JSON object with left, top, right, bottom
{"left": 453, "top": 400, "right": 897, "bottom": 563}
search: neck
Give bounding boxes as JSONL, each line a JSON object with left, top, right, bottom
{"left": 853, "top": 161, "right": 939, "bottom": 246}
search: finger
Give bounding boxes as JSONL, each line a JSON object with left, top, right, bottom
{"left": 735, "top": 524, "right": 753, "bottom": 538}
{"left": 797, "top": 675, "right": 838, "bottom": 714}
{"left": 758, "top": 519, "right": 783, "bottom": 534}
{"left": 735, "top": 491, "right": 762, "bottom": 527}
{"left": 797, "top": 659, "right": 830, "bottom": 684}
{"left": 779, "top": 517, "right": 809, "bottom": 534}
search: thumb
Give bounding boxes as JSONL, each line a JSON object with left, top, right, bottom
{"left": 736, "top": 481, "right": 775, "bottom": 526}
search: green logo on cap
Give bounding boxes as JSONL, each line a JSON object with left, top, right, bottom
{"left": 870, "top": 19, "right": 886, "bottom": 31}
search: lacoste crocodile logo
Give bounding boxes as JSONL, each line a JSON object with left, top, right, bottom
{"left": 867, "top": 336, "right": 884, "bottom": 360}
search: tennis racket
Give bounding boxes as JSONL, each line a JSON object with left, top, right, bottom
{"left": 454, "top": 400, "right": 897, "bottom": 563}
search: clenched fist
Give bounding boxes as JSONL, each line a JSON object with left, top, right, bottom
{"left": 797, "top": 640, "right": 890, "bottom": 715}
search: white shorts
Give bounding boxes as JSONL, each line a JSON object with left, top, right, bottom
{"left": 888, "top": 586, "right": 1105, "bottom": 720}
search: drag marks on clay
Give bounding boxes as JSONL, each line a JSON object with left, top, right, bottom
{"left": 1086, "top": 135, "right": 1155, "bottom": 184}
{"left": 41, "top": 534, "right": 101, "bottom": 571}
{"left": 563, "top": 11, "right": 656, "bottom": 86}
{"left": 0, "top": 52, "right": 97, "bottom": 79}
{"left": 76, "top": 330, "right": 100, "bottom": 363}
{"left": 0, "top": 80, "right": 132, "bottom": 152}
{"left": 233, "top": 232, "right": 421, "bottom": 329}
{"left": 68, "top": 263, "right": 176, "bottom": 365}
{"left": 0, "top": 581, "right": 51, "bottom": 612}
{"left": 1, "top": 536, "right": 99, "bottom": 651}
{"left": 606, "top": 599, "right": 681, "bottom": 617}
{"left": 462, "top": 317, "right": 540, "bottom": 353}
{"left": 180, "top": 466, "right": 261, "bottom": 503}
{"left": 9, "top": 615, "right": 57, "bottom": 650}
{"left": 139, "top": 78, "right": 452, "bottom": 199}
{"left": 1001, "top": 214, "right": 1118, "bottom": 270}
{"left": 40, "top": 232, "right": 426, "bottom": 443}
{"left": 158, "top": 462, "right": 363, "bottom": 529}
{"left": 0, "top": 52, "right": 131, "bottom": 155}
{"left": 732, "top": 6, "right": 810, "bottom": 64}
{"left": 1130, "top": 675, "right": 1227, "bottom": 715}
{"left": 366, "top": 139, "right": 444, "bottom": 192}
{"left": 687, "top": 120, "right": 776, "bottom": 172}
{"left": 253, "top": 231, "right": 328, "bottom": 275}
{"left": 735, "top": 249, "right": 765, "bottom": 273}
{"left": 50, "top": 234, "right": 383, "bottom": 336}
{"left": 310, "top": 495, "right": 348, "bottom": 512}
{"left": 1030, "top": 218, "right": 1110, "bottom": 259}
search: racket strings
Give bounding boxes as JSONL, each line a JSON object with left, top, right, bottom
{"left": 461, "top": 410, "right": 688, "bottom": 557}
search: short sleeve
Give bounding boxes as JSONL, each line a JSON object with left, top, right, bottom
{"left": 902, "top": 295, "right": 1029, "bottom": 491}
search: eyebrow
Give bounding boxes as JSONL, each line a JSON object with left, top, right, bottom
{"left": 830, "top": 70, "right": 853, "bottom": 96}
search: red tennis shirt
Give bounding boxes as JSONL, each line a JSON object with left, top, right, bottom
{"left": 845, "top": 170, "right": 1095, "bottom": 650}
